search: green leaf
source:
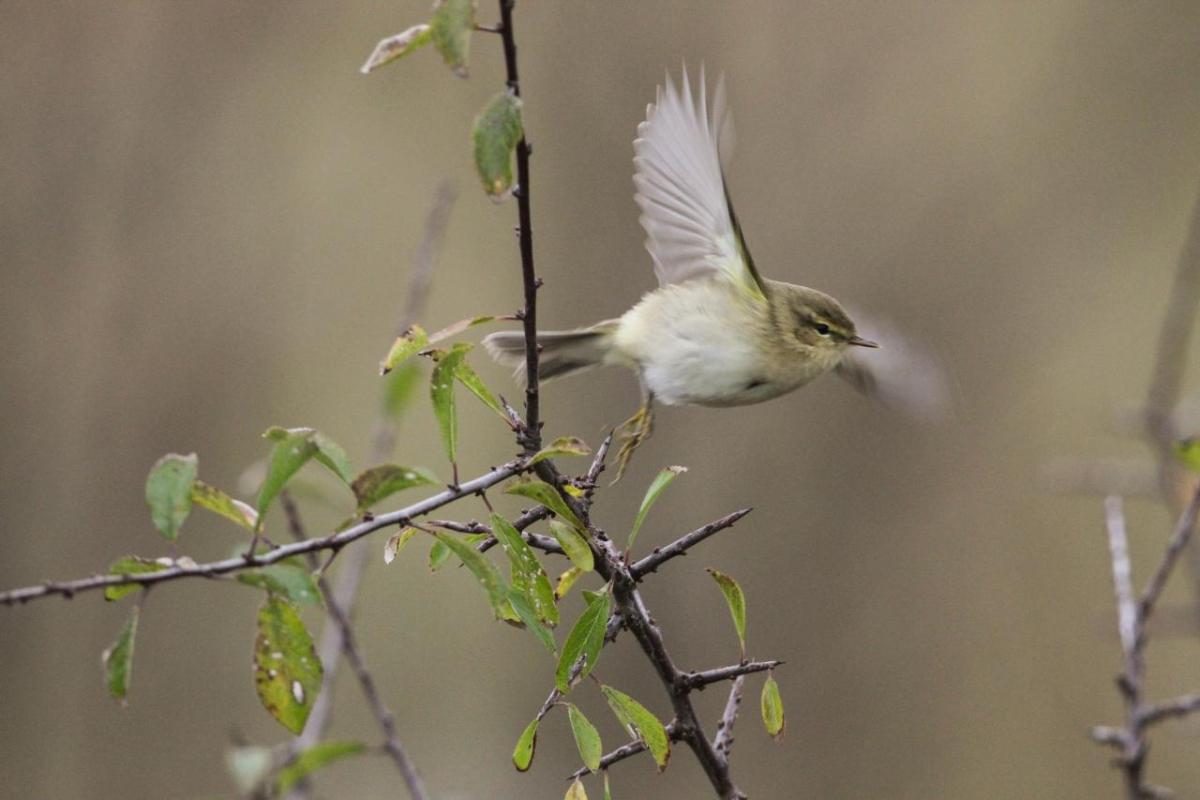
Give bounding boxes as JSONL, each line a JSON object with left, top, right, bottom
{"left": 429, "top": 0, "right": 475, "bottom": 77}
{"left": 238, "top": 563, "right": 320, "bottom": 606}
{"left": 628, "top": 466, "right": 687, "bottom": 551}
{"left": 1176, "top": 438, "right": 1200, "bottom": 472}
{"left": 382, "top": 362, "right": 421, "bottom": 420}
{"left": 360, "top": 24, "right": 432, "bottom": 74}
{"left": 473, "top": 91, "right": 523, "bottom": 199}
{"left": 555, "top": 565, "right": 585, "bottom": 601}
{"left": 604, "top": 771, "right": 612, "bottom": 800}
{"left": 550, "top": 519, "right": 594, "bottom": 572}
{"left": 432, "top": 531, "right": 518, "bottom": 622}
{"left": 761, "top": 673, "right": 785, "bottom": 739}
{"left": 491, "top": 513, "right": 557, "bottom": 626}
{"left": 428, "top": 538, "right": 452, "bottom": 571}
{"left": 556, "top": 589, "right": 612, "bottom": 692}
{"left": 506, "top": 476, "right": 585, "bottom": 533}
{"left": 530, "top": 436, "right": 592, "bottom": 465}
{"left": 430, "top": 346, "right": 471, "bottom": 466}
{"left": 507, "top": 588, "right": 556, "bottom": 655}
{"left": 385, "top": 527, "right": 420, "bottom": 564}
{"left": 565, "top": 778, "right": 589, "bottom": 800}
{"left": 190, "top": 480, "right": 258, "bottom": 531}
{"left": 104, "top": 556, "right": 165, "bottom": 601}
{"left": 258, "top": 427, "right": 353, "bottom": 522}
{"left": 600, "top": 685, "right": 670, "bottom": 771}
{"left": 101, "top": 604, "right": 139, "bottom": 705}
{"left": 512, "top": 717, "right": 539, "bottom": 772}
{"left": 351, "top": 464, "right": 437, "bottom": 510}
{"left": 145, "top": 452, "right": 197, "bottom": 541}
{"left": 253, "top": 595, "right": 323, "bottom": 734}
{"left": 226, "top": 746, "right": 273, "bottom": 795}
{"left": 276, "top": 740, "right": 367, "bottom": 792}
{"left": 453, "top": 355, "right": 508, "bottom": 420}
{"left": 380, "top": 325, "right": 429, "bottom": 375}
{"left": 706, "top": 568, "right": 747, "bottom": 657}
{"left": 568, "top": 704, "right": 603, "bottom": 772}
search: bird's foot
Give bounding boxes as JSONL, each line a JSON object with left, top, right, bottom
{"left": 612, "top": 402, "right": 655, "bottom": 484}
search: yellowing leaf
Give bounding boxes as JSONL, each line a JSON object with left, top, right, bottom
{"left": 145, "top": 452, "right": 197, "bottom": 541}
{"left": 568, "top": 703, "right": 603, "bottom": 772}
{"left": 600, "top": 685, "right": 670, "bottom": 770}
{"left": 506, "top": 476, "right": 585, "bottom": 533}
{"left": 384, "top": 527, "right": 420, "bottom": 564}
{"left": 761, "top": 673, "right": 785, "bottom": 739}
{"left": 1176, "top": 438, "right": 1200, "bottom": 472}
{"left": 565, "top": 778, "right": 589, "bottom": 800}
{"left": 706, "top": 568, "right": 747, "bottom": 658}
{"left": 550, "top": 519, "right": 594, "bottom": 572}
{"left": 555, "top": 565, "right": 585, "bottom": 601}
{"left": 104, "top": 556, "right": 163, "bottom": 601}
{"left": 380, "top": 325, "right": 429, "bottom": 375}
{"left": 101, "top": 604, "right": 139, "bottom": 705}
{"left": 190, "top": 480, "right": 257, "bottom": 530}
{"left": 360, "top": 24, "right": 432, "bottom": 74}
{"left": 513, "top": 717, "right": 538, "bottom": 772}
{"left": 253, "top": 595, "right": 323, "bottom": 734}
{"left": 473, "top": 91, "right": 523, "bottom": 199}
{"left": 530, "top": 436, "right": 592, "bottom": 465}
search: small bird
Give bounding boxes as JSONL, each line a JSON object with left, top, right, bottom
{"left": 486, "top": 68, "right": 942, "bottom": 478}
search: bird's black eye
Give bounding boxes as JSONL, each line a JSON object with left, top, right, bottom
{"left": 814, "top": 322, "right": 831, "bottom": 336}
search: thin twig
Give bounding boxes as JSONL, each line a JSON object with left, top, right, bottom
{"left": 1136, "top": 485, "right": 1200, "bottom": 647}
{"left": 680, "top": 660, "right": 784, "bottom": 691}
{"left": 0, "top": 460, "right": 529, "bottom": 605}
{"left": 631, "top": 509, "right": 753, "bottom": 579}
{"left": 1139, "top": 693, "right": 1200, "bottom": 727}
{"left": 568, "top": 720, "right": 683, "bottom": 780}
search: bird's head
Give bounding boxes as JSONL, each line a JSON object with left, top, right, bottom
{"left": 772, "top": 285, "right": 878, "bottom": 363}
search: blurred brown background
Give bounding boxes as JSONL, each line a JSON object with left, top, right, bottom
{"left": 3, "top": 1, "right": 1200, "bottom": 798}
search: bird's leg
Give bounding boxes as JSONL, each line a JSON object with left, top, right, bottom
{"left": 612, "top": 392, "right": 655, "bottom": 484}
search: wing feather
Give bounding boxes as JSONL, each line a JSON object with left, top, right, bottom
{"left": 633, "top": 66, "right": 767, "bottom": 301}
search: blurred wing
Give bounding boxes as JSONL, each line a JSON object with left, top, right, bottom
{"left": 835, "top": 311, "right": 952, "bottom": 422}
{"left": 633, "top": 67, "right": 768, "bottom": 303}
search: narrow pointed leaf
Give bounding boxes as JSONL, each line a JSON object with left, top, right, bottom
{"left": 604, "top": 771, "right": 612, "bottom": 800}
{"left": 507, "top": 589, "right": 556, "bottom": 655}
{"left": 254, "top": 595, "right": 323, "bottom": 734}
{"left": 351, "top": 464, "right": 437, "bottom": 510}
{"left": 238, "top": 563, "right": 320, "bottom": 605}
{"left": 556, "top": 590, "right": 612, "bottom": 692}
{"left": 360, "top": 24, "right": 432, "bottom": 74}
{"left": 453, "top": 356, "right": 508, "bottom": 420}
{"left": 550, "top": 519, "right": 594, "bottom": 572}
{"left": 491, "top": 513, "right": 557, "bottom": 625}
{"left": 568, "top": 704, "right": 603, "bottom": 772}
{"left": 628, "top": 466, "right": 686, "bottom": 551}
{"left": 506, "top": 477, "right": 585, "bottom": 533}
{"left": 761, "top": 673, "right": 785, "bottom": 739}
{"left": 600, "top": 685, "right": 670, "bottom": 770}
{"left": 706, "top": 568, "right": 747, "bottom": 657}
{"left": 380, "top": 325, "right": 429, "bottom": 375}
{"left": 430, "top": 346, "right": 470, "bottom": 465}
{"left": 428, "top": 538, "right": 451, "bottom": 571}
{"left": 104, "top": 556, "right": 166, "bottom": 601}
{"left": 276, "top": 740, "right": 367, "bottom": 792}
{"left": 555, "top": 566, "right": 585, "bottom": 601}
{"left": 385, "top": 527, "right": 420, "bottom": 564}
{"left": 432, "top": 531, "right": 518, "bottom": 621}
{"left": 145, "top": 452, "right": 197, "bottom": 541}
{"left": 102, "top": 604, "right": 139, "bottom": 704}
{"left": 190, "top": 480, "right": 257, "bottom": 530}
{"left": 473, "top": 91, "right": 523, "bottom": 198}
{"left": 530, "top": 436, "right": 592, "bottom": 465}
{"left": 429, "top": 0, "right": 475, "bottom": 77}
{"left": 427, "top": 315, "right": 502, "bottom": 346}
{"left": 565, "top": 778, "right": 589, "bottom": 800}
{"left": 512, "top": 717, "right": 539, "bottom": 772}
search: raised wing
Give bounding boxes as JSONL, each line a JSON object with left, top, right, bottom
{"left": 633, "top": 67, "right": 768, "bottom": 302}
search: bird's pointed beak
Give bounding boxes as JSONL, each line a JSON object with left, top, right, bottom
{"left": 848, "top": 335, "right": 879, "bottom": 348}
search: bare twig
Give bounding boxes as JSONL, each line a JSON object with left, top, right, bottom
{"left": 631, "top": 509, "right": 753, "bottom": 579}
{"left": 680, "top": 661, "right": 784, "bottom": 691}
{"left": 1136, "top": 485, "right": 1200, "bottom": 644}
{"left": 1139, "top": 693, "right": 1200, "bottom": 727}
{"left": 0, "top": 460, "right": 528, "bottom": 605}
{"left": 568, "top": 720, "right": 683, "bottom": 780}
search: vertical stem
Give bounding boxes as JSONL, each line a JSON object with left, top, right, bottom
{"left": 498, "top": 0, "right": 542, "bottom": 453}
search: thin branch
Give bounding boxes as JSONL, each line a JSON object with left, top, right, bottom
{"left": 680, "top": 661, "right": 784, "bottom": 691}
{"left": 631, "top": 509, "right": 753, "bottom": 579}
{"left": 0, "top": 460, "right": 528, "bottom": 605}
{"left": 712, "top": 675, "right": 745, "bottom": 760}
{"left": 1139, "top": 692, "right": 1200, "bottom": 727}
{"left": 498, "top": 0, "right": 542, "bottom": 454}
{"left": 1136, "top": 484, "right": 1200, "bottom": 645}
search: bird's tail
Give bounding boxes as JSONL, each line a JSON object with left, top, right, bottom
{"left": 483, "top": 320, "right": 620, "bottom": 384}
